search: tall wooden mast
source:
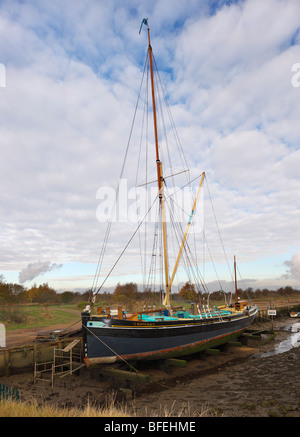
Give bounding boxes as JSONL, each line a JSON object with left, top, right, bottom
{"left": 147, "top": 25, "right": 170, "bottom": 305}
{"left": 234, "top": 255, "right": 239, "bottom": 307}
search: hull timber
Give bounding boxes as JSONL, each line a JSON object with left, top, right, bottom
{"left": 82, "top": 307, "right": 258, "bottom": 365}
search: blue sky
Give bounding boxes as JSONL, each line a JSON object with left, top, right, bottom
{"left": 0, "top": 0, "right": 300, "bottom": 293}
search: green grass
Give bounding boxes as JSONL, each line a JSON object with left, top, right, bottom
{"left": 1, "top": 304, "right": 81, "bottom": 331}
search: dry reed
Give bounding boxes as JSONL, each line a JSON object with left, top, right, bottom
{"left": 0, "top": 398, "right": 130, "bottom": 417}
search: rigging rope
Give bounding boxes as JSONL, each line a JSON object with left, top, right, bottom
{"left": 93, "top": 194, "right": 158, "bottom": 298}
{"left": 83, "top": 324, "right": 139, "bottom": 372}
{"left": 152, "top": 54, "right": 190, "bottom": 181}
{"left": 205, "top": 179, "right": 234, "bottom": 285}
{"left": 91, "top": 52, "right": 149, "bottom": 296}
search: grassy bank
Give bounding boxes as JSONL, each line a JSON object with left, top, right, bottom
{"left": 0, "top": 304, "right": 81, "bottom": 331}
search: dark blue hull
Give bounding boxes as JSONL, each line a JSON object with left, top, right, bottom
{"left": 82, "top": 307, "right": 257, "bottom": 365}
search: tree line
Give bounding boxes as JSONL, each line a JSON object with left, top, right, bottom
{"left": 175, "top": 282, "right": 300, "bottom": 302}
{"left": 0, "top": 275, "right": 299, "bottom": 306}
{"left": 0, "top": 275, "right": 90, "bottom": 305}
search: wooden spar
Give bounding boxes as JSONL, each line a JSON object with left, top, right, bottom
{"left": 147, "top": 25, "right": 170, "bottom": 304}
{"left": 133, "top": 306, "right": 182, "bottom": 316}
{"left": 164, "top": 172, "right": 206, "bottom": 305}
{"left": 234, "top": 255, "right": 238, "bottom": 306}
{"left": 127, "top": 306, "right": 183, "bottom": 320}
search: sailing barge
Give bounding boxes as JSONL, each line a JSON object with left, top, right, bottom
{"left": 81, "top": 20, "right": 258, "bottom": 366}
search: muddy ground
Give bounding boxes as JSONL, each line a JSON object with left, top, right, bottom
{"left": 4, "top": 320, "right": 82, "bottom": 348}
{"left": 1, "top": 317, "right": 300, "bottom": 417}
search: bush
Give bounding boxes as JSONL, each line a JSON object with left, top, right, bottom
{"left": 60, "top": 291, "right": 74, "bottom": 304}
{"left": 77, "top": 302, "right": 88, "bottom": 310}
{"left": 0, "top": 308, "right": 28, "bottom": 324}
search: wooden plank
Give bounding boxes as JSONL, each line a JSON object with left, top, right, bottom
{"left": 62, "top": 339, "right": 80, "bottom": 352}
{"left": 165, "top": 358, "right": 187, "bottom": 368}
{"left": 259, "top": 333, "right": 277, "bottom": 346}
{"left": 205, "top": 348, "right": 220, "bottom": 355}
{"left": 242, "top": 334, "right": 261, "bottom": 340}
{"left": 58, "top": 363, "right": 85, "bottom": 378}
{"left": 227, "top": 341, "right": 242, "bottom": 347}
{"left": 100, "top": 367, "right": 150, "bottom": 383}
{"left": 244, "top": 329, "right": 265, "bottom": 335}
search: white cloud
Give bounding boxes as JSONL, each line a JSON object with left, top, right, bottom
{"left": 0, "top": 0, "right": 299, "bottom": 291}
{"left": 166, "top": 0, "right": 300, "bottom": 274}
{"left": 19, "top": 260, "right": 62, "bottom": 283}
{"left": 283, "top": 254, "right": 300, "bottom": 280}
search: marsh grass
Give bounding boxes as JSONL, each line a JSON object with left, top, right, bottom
{"left": 0, "top": 398, "right": 130, "bottom": 417}
{"left": 0, "top": 395, "right": 211, "bottom": 418}
{"left": 131, "top": 400, "right": 211, "bottom": 417}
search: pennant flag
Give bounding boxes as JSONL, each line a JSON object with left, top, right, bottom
{"left": 139, "top": 18, "right": 148, "bottom": 34}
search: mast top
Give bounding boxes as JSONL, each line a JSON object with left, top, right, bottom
{"left": 139, "top": 18, "right": 149, "bottom": 34}
{"left": 139, "top": 18, "right": 151, "bottom": 48}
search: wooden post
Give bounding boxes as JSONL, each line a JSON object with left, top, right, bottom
{"left": 51, "top": 363, "right": 54, "bottom": 389}
{"left": 205, "top": 348, "right": 220, "bottom": 355}
{"left": 118, "top": 306, "right": 123, "bottom": 319}
{"left": 4, "top": 350, "right": 10, "bottom": 376}
{"left": 99, "top": 367, "right": 150, "bottom": 384}
{"left": 227, "top": 341, "right": 242, "bottom": 347}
